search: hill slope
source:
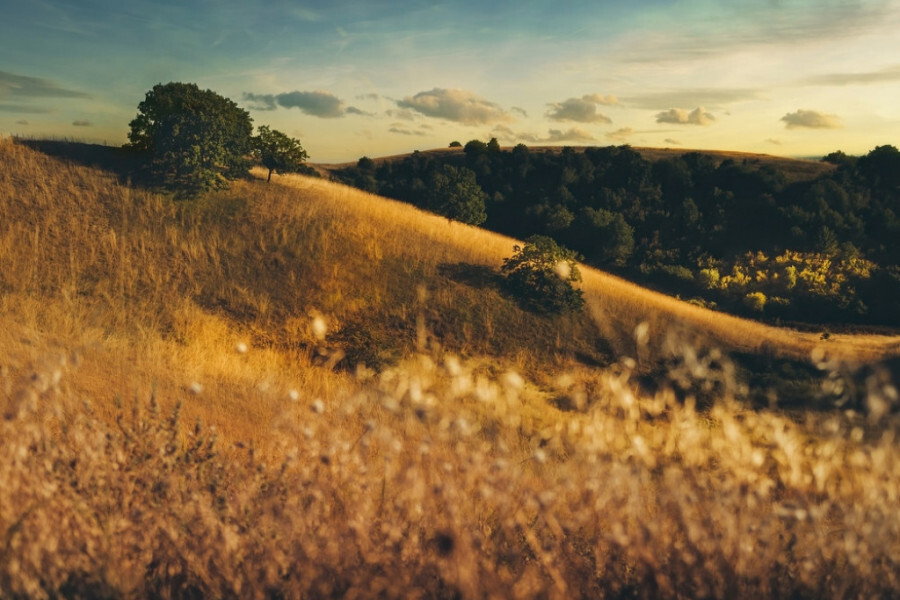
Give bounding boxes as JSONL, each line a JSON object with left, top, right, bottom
{"left": 3, "top": 138, "right": 900, "bottom": 598}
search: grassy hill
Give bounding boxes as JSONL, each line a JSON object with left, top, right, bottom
{"left": 3, "top": 137, "right": 900, "bottom": 598}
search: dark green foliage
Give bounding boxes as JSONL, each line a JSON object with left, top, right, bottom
{"left": 501, "top": 235, "right": 584, "bottom": 314}
{"left": 428, "top": 164, "right": 487, "bottom": 225}
{"left": 331, "top": 143, "right": 900, "bottom": 326}
{"left": 253, "top": 126, "right": 308, "bottom": 182}
{"left": 128, "top": 82, "right": 253, "bottom": 194}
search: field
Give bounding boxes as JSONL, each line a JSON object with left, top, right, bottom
{"left": 2, "top": 137, "right": 900, "bottom": 598}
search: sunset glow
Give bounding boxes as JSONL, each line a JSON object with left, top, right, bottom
{"left": 2, "top": 0, "right": 899, "bottom": 161}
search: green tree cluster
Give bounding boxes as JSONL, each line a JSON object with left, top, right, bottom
{"left": 127, "top": 82, "right": 307, "bottom": 194}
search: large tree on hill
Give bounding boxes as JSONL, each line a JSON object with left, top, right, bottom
{"left": 127, "top": 82, "right": 253, "bottom": 194}
{"left": 253, "top": 126, "right": 309, "bottom": 182}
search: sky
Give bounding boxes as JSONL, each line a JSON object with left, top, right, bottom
{"left": 2, "top": 0, "right": 900, "bottom": 162}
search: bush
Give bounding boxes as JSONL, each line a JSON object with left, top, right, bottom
{"left": 501, "top": 235, "right": 584, "bottom": 314}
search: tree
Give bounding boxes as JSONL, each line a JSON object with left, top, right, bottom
{"left": 428, "top": 164, "right": 487, "bottom": 225}
{"left": 501, "top": 235, "right": 584, "bottom": 314}
{"left": 254, "top": 126, "right": 308, "bottom": 182}
{"left": 127, "top": 82, "right": 253, "bottom": 194}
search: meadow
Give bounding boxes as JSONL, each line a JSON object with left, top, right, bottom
{"left": 2, "top": 136, "right": 900, "bottom": 598}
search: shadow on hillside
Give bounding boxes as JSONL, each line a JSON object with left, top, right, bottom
{"left": 438, "top": 262, "right": 502, "bottom": 289}
{"left": 16, "top": 139, "right": 150, "bottom": 185}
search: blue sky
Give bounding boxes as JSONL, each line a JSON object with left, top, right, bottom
{"left": 2, "top": 0, "right": 900, "bottom": 161}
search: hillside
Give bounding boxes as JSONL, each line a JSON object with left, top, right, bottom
{"left": 3, "top": 137, "right": 900, "bottom": 598}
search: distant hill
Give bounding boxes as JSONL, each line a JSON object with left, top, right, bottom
{"left": 314, "top": 144, "right": 835, "bottom": 183}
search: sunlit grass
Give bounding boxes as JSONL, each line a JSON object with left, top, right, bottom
{"left": 2, "top": 137, "right": 900, "bottom": 597}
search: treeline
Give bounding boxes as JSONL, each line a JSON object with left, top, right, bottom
{"left": 333, "top": 141, "right": 900, "bottom": 326}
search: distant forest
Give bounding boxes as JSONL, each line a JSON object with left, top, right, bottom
{"left": 332, "top": 142, "right": 900, "bottom": 327}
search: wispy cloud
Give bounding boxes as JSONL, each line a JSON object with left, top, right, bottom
{"left": 0, "top": 104, "right": 54, "bottom": 114}
{"left": 546, "top": 94, "right": 616, "bottom": 123}
{"left": 619, "top": 3, "right": 893, "bottom": 64}
{"left": 346, "top": 106, "right": 375, "bottom": 117}
{"left": 623, "top": 88, "right": 759, "bottom": 110}
{"left": 72, "top": 120, "right": 92, "bottom": 127}
{"left": 664, "top": 138, "right": 681, "bottom": 146}
{"left": 16, "top": 120, "right": 29, "bottom": 125}
{"left": 656, "top": 107, "right": 715, "bottom": 126}
{"left": 243, "top": 90, "right": 346, "bottom": 118}
{"left": 545, "top": 128, "right": 595, "bottom": 143}
{"left": 397, "top": 88, "right": 512, "bottom": 125}
{"left": 388, "top": 124, "right": 427, "bottom": 136}
{"left": 606, "top": 127, "right": 634, "bottom": 141}
{"left": 0, "top": 70, "right": 91, "bottom": 100}
{"left": 781, "top": 109, "right": 842, "bottom": 129}
{"left": 799, "top": 65, "right": 900, "bottom": 87}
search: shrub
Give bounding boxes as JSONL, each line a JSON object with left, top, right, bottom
{"left": 744, "top": 291, "right": 767, "bottom": 312}
{"left": 501, "top": 235, "right": 584, "bottom": 314}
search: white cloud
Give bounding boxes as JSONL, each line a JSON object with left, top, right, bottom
{"left": 780, "top": 109, "right": 842, "bottom": 129}
{"left": 656, "top": 107, "right": 715, "bottom": 126}
{"left": 546, "top": 94, "right": 615, "bottom": 123}
{"left": 397, "top": 88, "right": 512, "bottom": 125}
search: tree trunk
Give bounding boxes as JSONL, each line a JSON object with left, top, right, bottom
{"left": 267, "top": 168, "right": 273, "bottom": 183}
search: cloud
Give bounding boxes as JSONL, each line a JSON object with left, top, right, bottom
{"left": 490, "top": 124, "right": 540, "bottom": 144}
{"left": 346, "top": 106, "right": 375, "bottom": 117}
{"left": 491, "top": 125, "right": 596, "bottom": 144}
{"left": 275, "top": 90, "right": 344, "bottom": 118}
{"left": 356, "top": 93, "right": 380, "bottom": 101}
{"left": 623, "top": 88, "right": 760, "bottom": 110}
{"left": 385, "top": 108, "right": 417, "bottom": 121}
{"left": 664, "top": 138, "right": 682, "bottom": 146}
{"left": 545, "top": 128, "right": 595, "bottom": 143}
{"left": 243, "top": 93, "right": 277, "bottom": 111}
{"left": 72, "top": 120, "right": 92, "bottom": 127}
{"left": 0, "top": 70, "right": 90, "bottom": 100}
{"left": 16, "top": 120, "right": 28, "bottom": 125}
{"left": 388, "top": 125, "right": 426, "bottom": 136}
{"left": 243, "top": 90, "right": 345, "bottom": 118}
{"left": 0, "top": 103, "right": 54, "bottom": 114}
{"left": 799, "top": 65, "right": 900, "bottom": 87}
{"left": 656, "top": 107, "right": 715, "bottom": 126}
{"left": 511, "top": 106, "right": 528, "bottom": 118}
{"left": 780, "top": 109, "right": 842, "bottom": 129}
{"left": 606, "top": 127, "right": 634, "bottom": 141}
{"left": 618, "top": 3, "right": 892, "bottom": 64}
{"left": 546, "top": 94, "right": 615, "bottom": 123}
{"left": 766, "top": 138, "right": 782, "bottom": 145}
{"left": 397, "top": 88, "right": 512, "bottom": 125}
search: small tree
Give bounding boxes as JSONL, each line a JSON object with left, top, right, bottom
{"left": 254, "top": 126, "right": 309, "bottom": 182}
{"left": 428, "top": 164, "right": 487, "bottom": 225}
{"left": 127, "top": 82, "right": 253, "bottom": 194}
{"left": 501, "top": 235, "right": 584, "bottom": 313}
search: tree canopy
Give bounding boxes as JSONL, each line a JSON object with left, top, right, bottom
{"left": 254, "top": 126, "right": 309, "bottom": 182}
{"left": 428, "top": 164, "right": 487, "bottom": 225}
{"left": 127, "top": 82, "right": 253, "bottom": 194}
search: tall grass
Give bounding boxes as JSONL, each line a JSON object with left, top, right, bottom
{"left": 3, "top": 137, "right": 900, "bottom": 597}
{"left": 2, "top": 340, "right": 900, "bottom": 598}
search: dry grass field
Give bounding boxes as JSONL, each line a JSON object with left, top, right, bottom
{"left": 2, "top": 136, "right": 900, "bottom": 598}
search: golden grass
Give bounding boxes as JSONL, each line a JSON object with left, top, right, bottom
{"left": 3, "top": 137, "right": 900, "bottom": 597}
{"left": 265, "top": 168, "right": 900, "bottom": 366}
